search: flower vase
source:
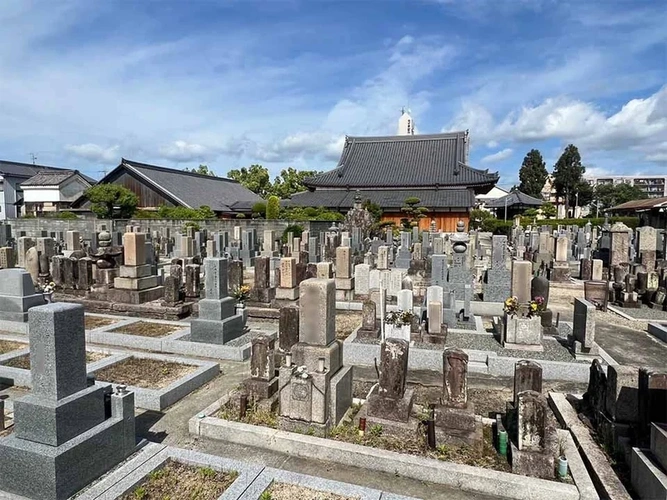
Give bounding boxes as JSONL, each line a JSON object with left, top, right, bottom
{"left": 44, "top": 292, "right": 54, "bottom": 304}
{"left": 236, "top": 302, "right": 248, "bottom": 327}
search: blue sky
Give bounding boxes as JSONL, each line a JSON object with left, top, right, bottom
{"left": 0, "top": 0, "right": 665, "bottom": 188}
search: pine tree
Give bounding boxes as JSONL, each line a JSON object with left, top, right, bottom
{"left": 518, "top": 149, "right": 548, "bottom": 198}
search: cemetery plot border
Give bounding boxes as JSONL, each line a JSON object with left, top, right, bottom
{"left": 609, "top": 304, "right": 667, "bottom": 323}
{"left": 83, "top": 314, "right": 277, "bottom": 362}
{"left": 89, "top": 352, "right": 219, "bottom": 411}
{"left": 76, "top": 444, "right": 263, "bottom": 500}
{"left": 0, "top": 345, "right": 124, "bottom": 388}
{"left": 237, "top": 468, "right": 386, "bottom": 500}
{"left": 343, "top": 328, "right": 598, "bottom": 383}
{"left": 189, "top": 397, "right": 582, "bottom": 500}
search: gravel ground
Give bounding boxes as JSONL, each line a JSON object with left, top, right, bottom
{"left": 609, "top": 304, "right": 667, "bottom": 321}
{"left": 445, "top": 330, "right": 586, "bottom": 363}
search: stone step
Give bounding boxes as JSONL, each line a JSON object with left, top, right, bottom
{"left": 631, "top": 448, "right": 667, "bottom": 500}
{"left": 648, "top": 323, "right": 667, "bottom": 344}
{"left": 468, "top": 360, "right": 489, "bottom": 374}
{"left": 652, "top": 423, "right": 667, "bottom": 471}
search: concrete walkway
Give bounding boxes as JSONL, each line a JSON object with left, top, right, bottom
{"left": 595, "top": 322, "right": 667, "bottom": 368}
{"left": 137, "top": 359, "right": 497, "bottom": 500}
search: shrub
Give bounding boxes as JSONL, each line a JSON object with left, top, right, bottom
{"left": 282, "top": 224, "right": 304, "bottom": 243}
{"left": 251, "top": 201, "right": 266, "bottom": 218}
{"left": 266, "top": 196, "right": 280, "bottom": 220}
{"left": 56, "top": 211, "right": 78, "bottom": 220}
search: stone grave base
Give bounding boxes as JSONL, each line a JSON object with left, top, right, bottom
{"left": 243, "top": 376, "right": 279, "bottom": 400}
{"left": 90, "top": 286, "right": 165, "bottom": 305}
{"left": 502, "top": 341, "right": 544, "bottom": 352}
{"left": 356, "top": 326, "right": 380, "bottom": 340}
{"left": 0, "top": 406, "right": 136, "bottom": 500}
{"left": 509, "top": 441, "right": 555, "bottom": 480}
{"left": 421, "top": 332, "right": 447, "bottom": 345}
{"left": 190, "top": 315, "right": 245, "bottom": 345}
{"left": 275, "top": 287, "right": 299, "bottom": 301}
{"left": 355, "top": 403, "right": 421, "bottom": 440}
{"left": 568, "top": 338, "right": 600, "bottom": 361}
{"left": 434, "top": 404, "right": 483, "bottom": 448}
{"left": 549, "top": 265, "right": 571, "bottom": 283}
{"left": 367, "top": 387, "right": 415, "bottom": 423}
{"left": 434, "top": 423, "right": 484, "bottom": 449}
{"left": 58, "top": 295, "right": 193, "bottom": 320}
{"left": 278, "top": 416, "right": 330, "bottom": 437}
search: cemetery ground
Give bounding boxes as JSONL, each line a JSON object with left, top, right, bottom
{"left": 0, "top": 281, "right": 664, "bottom": 498}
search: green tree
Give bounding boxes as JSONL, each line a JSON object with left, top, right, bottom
{"left": 553, "top": 144, "right": 585, "bottom": 211}
{"left": 400, "top": 197, "right": 428, "bottom": 230}
{"left": 575, "top": 180, "right": 594, "bottom": 208}
{"left": 362, "top": 199, "right": 383, "bottom": 222}
{"left": 272, "top": 167, "right": 320, "bottom": 199}
{"left": 518, "top": 149, "right": 548, "bottom": 198}
{"left": 184, "top": 164, "right": 217, "bottom": 176}
{"left": 469, "top": 208, "right": 494, "bottom": 230}
{"left": 541, "top": 202, "right": 557, "bottom": 218}
{"left": 251, "top": 201, "right": 266, "bottom": 218}
{"left": 227, "top": 164, "right": 272, "bottom": 198}
{"left": 84, "top": 184, "right": 138, "bottom": 219}
{"left": 266, "top": 196, "right": 280, "bottom": 219}
{"left": 593, "top": 182, "right": 647, "bottom": 211}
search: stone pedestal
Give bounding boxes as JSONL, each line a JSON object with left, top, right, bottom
{"left": 549, "top": 263, "right": 570, "bottom": 282}
{"left": 503, "top": 314, "right": 543, "bottom": 351}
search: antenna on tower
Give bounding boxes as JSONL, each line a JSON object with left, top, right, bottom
{"left": 30, "top": 153, "right": 37, "bottom": 165}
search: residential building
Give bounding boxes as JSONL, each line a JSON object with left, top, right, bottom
{"left": 0, "top": 160, "right": 95, "bottom": 220}
{"left": 21, "top": 170, "right": 93, "bottom": 216}
{"left": 286, "top": 115, "right": 499, "bottom": 231}
{"left": 586, "top": 175, "right": 667, "bottom": 198}
{"left": 476, "top": 185, "right": 510, "bottom": 211}
{"left": 71, "top": 158, "right": 262, "bottom": 218}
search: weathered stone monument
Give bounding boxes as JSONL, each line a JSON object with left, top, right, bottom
{"left": 569, "top": 298, "right": 600, "bottom": 359}
{"left": 509, "top": 390, "right": 557, "bottom": 479}
{"left": 364, "top": 338, "right": 416, "bottom": 436}
{"left": 243, "top": 335, "right": 279, "bottom": 400}
{"left": 190, "top": 257, "right": 245, "bottom": 344}
{"left": 278, "top": 278, "right": 353, "bottom": 435}
{"left": 0, "top": 303, "right": 136, "bottom": 500}
{"left": 434, "top": 348, "right": 482, "bottom": 446}
{"left": 108, "top": 232, "right": 164, "bottom": 304}
{"left": 483, "top": 235, "right": 511, "bottom": 302}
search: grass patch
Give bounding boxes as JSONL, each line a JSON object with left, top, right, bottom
{"left": 122, "top": 459, "right": 238, "bottom": 500}
{"left": 2, "top": 352, "right": 108, "bottom": 370}
{"left": 217, "top": 397, "right": 278, "bottom": 428}
{"left": 110, "top": 321, "right": 180, "bottom": 338}
{"left": 94, "top": 357, "right": 196, "bottom": 389}
{"left": 336, "top": 312, "right": 362, "bottom": 341}
{"left": 85, "top": 316, "right": 118, "bottom": 330}
{"left": 262, "top": 482, "right": 359, "bottom": 500}
{"left": 0, "top": 340, "right": 26, "bottom": 355}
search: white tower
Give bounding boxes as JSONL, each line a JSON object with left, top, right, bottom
{"left": 397, "top": 107, "right": 415, "bottom": 136}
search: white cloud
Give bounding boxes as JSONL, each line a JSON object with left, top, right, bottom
{"left": 447, "top": 85, "right": 667, "bottom": 163}
{"left": 481, "top": 148, "right": 513, "bottom": 164}
{"left": 64, "top": 144, "right": 120, "bottom": 163}
{"left": 158, "top": 141, "right": 211, "bottom": 163}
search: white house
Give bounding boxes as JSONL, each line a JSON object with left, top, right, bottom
{"left": 21, "top": 170, "right": 92, "bottom": 216}
{"left": 476, "top": 185, "right": 510, "bottom": 211}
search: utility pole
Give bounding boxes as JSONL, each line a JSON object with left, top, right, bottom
{"left": 30, "top": 153, "right": 37, "bottom": 165}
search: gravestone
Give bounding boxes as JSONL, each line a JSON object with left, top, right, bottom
{"left": 279, "top": 306, "right": 300, "bottom": 352}
{"left": 190, "top": 258, "right": 244, "bottom": 344}
{"left": 511, "top": 261, "right": 533, "bottom": 304}
{"left": 514, "top": 360, "right": 543, "bottom": 405}
{"left": 570, "top": 298, "right": 599, "bottom": 358}
{"left": 434, "top": 348, "right": 482, "bottom": 446}
{"left": 0, "top": 268, "right": 46, "bottom": 323}
{"left": 243, "top": 335, "right": 278, "bottom": 399}
{"left": 366, "top": 339, "right": 415, "bottom": 427}
{"left": 0, "top": 303, "right": 136, "bottom": 499}
{"left": 483, "top": 235, "right": 511, "bottom": 302}
{"left": 278, "top": 278, "right": 353, "bottom": 435}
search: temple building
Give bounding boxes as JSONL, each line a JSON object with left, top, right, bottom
{"left": 286, "top": 112, "right": 499, "bottom": 231}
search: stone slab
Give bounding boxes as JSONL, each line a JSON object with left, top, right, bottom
{"left": 118, "top": 265, "right": 152, "bottom": 279}
{"left": 192, "top": 413, "right": 580, "bottom": 500}
{"left": 190, "top": 315, "right": 245, "bottom": 345}
{"left": 113, "top": 276, "right": 159, "bottom": 291}
{"left": 631, "top": 447, "right": 667, "bottom": 500}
